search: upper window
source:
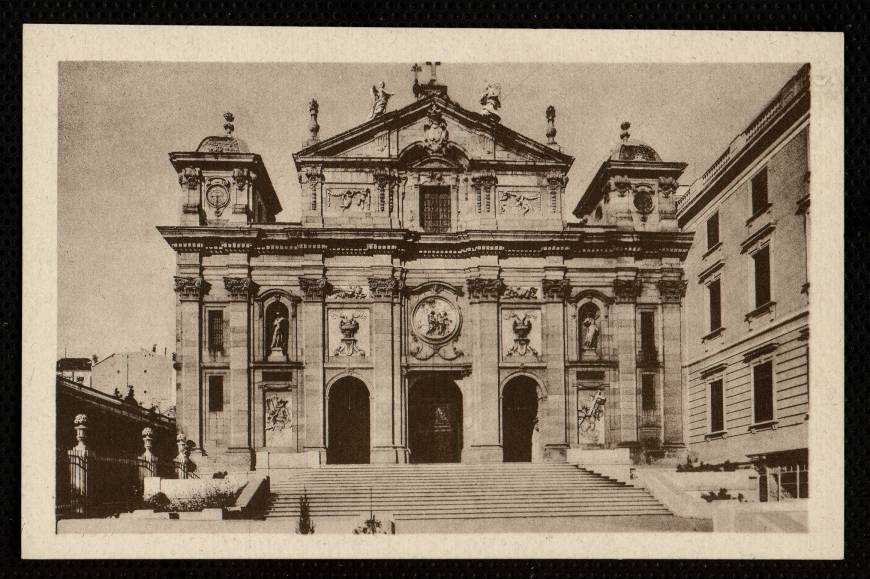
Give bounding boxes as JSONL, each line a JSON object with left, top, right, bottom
{"left": 420, "top": 185, "right": 451, "bottom": 233}
{"left": 753, "top": 246, "right": 772, "bottom": 307}
{"left": 640, "top": 311, "right": 656, "bottom": 355}
{"left": 706, "top": 212, "right": 720, "bottom": 250}
{"left": 208, "top": 310, "right": 224, "bottom": 352}
{"left": 709, "top": 378, "right": 725, "bottom": 433}
{"left": 751, "top": 168, "right": 769, "bottom": 216}
{"left": 708, "top": 279, "right": 722, "bottom": 332}
{"left": 752, "top": 361, "right": 774, "bottom": 424}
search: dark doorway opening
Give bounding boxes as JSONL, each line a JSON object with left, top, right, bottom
{"left": 502, "top": 377, "right": 539, "bottom": 462}
{"left": 408, "top": 377, "right": 462, "bottom": 463}
{"left": 327, "top": 378, "right": 370, "bottom": 464}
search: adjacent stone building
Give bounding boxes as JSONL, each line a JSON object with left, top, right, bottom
{"left": 91, "top": 348, "right": 176, "bottom": 414}
{"left": 159, "top": 69, "right": 693, "bottom": 471}
{"left": 676, "top": 64, "right": 809, "bottom": 494}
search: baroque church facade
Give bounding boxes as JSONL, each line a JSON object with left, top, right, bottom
{"left": 159, "top": 68, "right": 693, "bottom": 471}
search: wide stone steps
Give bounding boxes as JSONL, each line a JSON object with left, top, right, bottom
{"left": 264, "top": 464, "right": 671, "bottom": 521}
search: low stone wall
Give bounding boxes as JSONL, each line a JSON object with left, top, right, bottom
{"left": 633, "top": 468, "right": 756, "bottom": 519}
{"left": 137, "top": 473, "right": 270, "bottom": 519}
{"left": 566, "top": 448, "right": 633, "bottom": 483}
{"left": 711, "top": 500, "right": 808, "bottom": 532}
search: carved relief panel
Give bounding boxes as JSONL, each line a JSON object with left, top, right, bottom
{"left": 328, "top": 309, "right": 370, "bottom": 359}
{"left": 408, "top": 288, "right": 464, "bottom": 362}
{"left": 577, "top": 387, "right": 607, "bottom": 446}
{"left": 264, "top": 390, "right": 295, "bottom": 447}
{"left": 501, "top": 308, "right": 543, "bottom": 362}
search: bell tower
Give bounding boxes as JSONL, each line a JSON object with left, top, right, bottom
{"left": 169, "top": 112, "right": 281, "bottom": 226}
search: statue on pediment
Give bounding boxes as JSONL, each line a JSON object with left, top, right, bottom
{"left": 369, "top": 81, "right": 394, "bottom": 120}
{"left": 479, "top": 82, "right": 502, "bottom": 121}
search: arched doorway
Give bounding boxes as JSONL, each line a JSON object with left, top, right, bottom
{"left": 502, "top": 376, "right": 539, "bottom": 462}
{"left": 408, "top": 377, "right": 463, "bottom": 463}
{"left": 327, "top": 377, "right": 370, "bottom": 464}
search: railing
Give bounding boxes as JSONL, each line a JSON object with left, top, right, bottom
{"left": 676, "top": 64, "right": 810, "bottom": 215}
{"left": 758, "top": 464, "right": 809, "bottom": 501}
{"left": 56, "top": 414, "right": 197, "bottom": 519}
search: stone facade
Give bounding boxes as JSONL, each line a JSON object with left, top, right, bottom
{"left": 159, "top": 75, "right": 693, "bottom": 471}
{"left": 677, "top": 64, "right": 810, "bottom": 471}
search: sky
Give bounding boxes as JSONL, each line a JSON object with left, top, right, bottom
{"left": 57, "top": 61, "right": 802, "bottom": 359}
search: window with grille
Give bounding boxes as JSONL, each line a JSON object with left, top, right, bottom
{"left": 708, "top": 279, "right": 722, "bottom": 332}
{"left": 208, "top": 310, "right": 224, "bottom": 352}
{"left": 707, "top": 212, "right": 720, "bottom": 249}
{"left": 709, "top": 378, "right": 724, "bottom": 432}
{"left": 420, "top": 186, "right": 451, "bottom": 233}
{"left": 753, "top": 246, "right": 771, "bottom": 307}
{"left": 751, "top": 168, "right": 769, "bottom": 215}
{"left": 208, "top": 375, "right": 224, "bottom": 412}
{"left": 752, "top": 361, "right": 774, "bottom": 423}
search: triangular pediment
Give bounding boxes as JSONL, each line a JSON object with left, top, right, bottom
{"left": 294, "top": 95, "right": 573, "bottom": 170}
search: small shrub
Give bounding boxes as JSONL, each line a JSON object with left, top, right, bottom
{"left": 701, "top": 488, "right": 733, "bottom": 503}
{"left": 353, "top": 516, "right": 392, "bottom": 535}
{"left": 297, "top": 491, "right": 315, "bottom": 535}
{"left": 144, "top": 492, "right": 171, "bottom": 512}
{"left": 142, "top": 479, "right": 246, "bottom": 512}
{"left": 212, "top": 471, "right": 228, "bottom": 479}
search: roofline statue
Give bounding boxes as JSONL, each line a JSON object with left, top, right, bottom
{"left": 369, "top": 81, "right": 394, "bottom": 120}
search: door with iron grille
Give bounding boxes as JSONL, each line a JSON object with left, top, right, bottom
{"left": 420, "top": 185, "right": 451, "bottom": 233}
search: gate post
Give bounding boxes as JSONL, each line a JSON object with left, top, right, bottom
{"left": 69, "top": 414, "right": 91, "bottom": 515}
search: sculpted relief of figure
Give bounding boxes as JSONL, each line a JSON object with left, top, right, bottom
{"left": 479, "top": 82, "right": 502, "bottom": 119}
{"left": 369, "top": 81, "right": 394, "bottom": 119}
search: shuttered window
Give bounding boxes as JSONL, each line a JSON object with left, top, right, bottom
{"left": 751, "top": 168, "right": 769, "bottom": 215}
{"left": 708, "top": 279, "right": 722, "bottom": 332}
{"left": 753, "top": 246, "right": 771, "bottom": 307}
{"left": 752, "top": 361, "right": 774, "bottom": 423}
{"left": 709, "top": 379, "right": 724, "bottom": 432}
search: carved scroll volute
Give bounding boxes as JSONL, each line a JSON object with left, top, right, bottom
{"left": 466, "top": 277, "right": 503, "bottom": 302}
{"left": 657, "top": 279, "right": 687, "bottom": 304}
{"left": 224, "top": 276, "right": 255, "bottom": 302}
{"left": 298, "top": 165, "right": 324, "bottom": 212}
{"left": 368, "top": 276, "right": 403, "bottom": 302}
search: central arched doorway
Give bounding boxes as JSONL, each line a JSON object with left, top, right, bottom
{"left": 502, "top": 376, "right": 539, "bottom": 462}
{"left": 408, "top": 376, "right": 463, "bottom": 463}
{"left": 327, "top": 377, "right": 370, "bottom": 464}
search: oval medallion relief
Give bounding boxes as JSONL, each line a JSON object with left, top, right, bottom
{"left": 412, "top": 296, "right": 461, "bottom": 345}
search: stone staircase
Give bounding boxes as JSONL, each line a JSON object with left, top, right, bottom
{"left": 265, "top": 463, "right": 671, "bottom": 521}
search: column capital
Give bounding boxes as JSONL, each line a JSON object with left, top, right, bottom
{"left": 223, "top": 276, "right": 255, "bottom": 301}
{"left": 299, "top": 276, "right": 329, "bottom": 301}
{"left": 541, "top": 278, "right": 571, "bottom": 301}
{"left": 368, "top": 276, "right": 403, "bottom": 301}
{"left": 173, "top": 276, "right": 206, "bottom": 301}
{"left": 612, "top": 278, "right": 642, "bottom": 303}
{"left": 657, "top": 279, "right": 687, "bottom": 304}
{"left": 466, "top": 277, "right": 503, "bottom": 302}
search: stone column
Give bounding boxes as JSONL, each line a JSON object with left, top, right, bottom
{"left": 224, "top": 276, "right": 254, "bottom": 469}
{"left": 658, "top": 275, "right": 687, "bottom": 453}
{"left": 612, "top": 277, "right": 642, "bottom": 447}
{"left": 70, "top": 414, "right": 91, "bottom": 515}
{"left": 465, "top": 276, "right": 503, "bottom": 463}
{"left": 299, "top": 276, "right": 328, "bottom": 462}
{"left": 542, "top": 277, "right": 570, "bottom": 461}
{"left": 369, "top": 276, "right": 404, "bottom": 463}
{"left": 173, "top": 274, "right": 204, "bottom": 449}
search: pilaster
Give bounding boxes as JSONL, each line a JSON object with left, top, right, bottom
{"left": 299, "top": 276, "right": 327, "bottom": 458}
{"left": 658, "top": 274, "right": 687, "bottom": 450}
{"left": 173, "top": 274, "right": 204, "bottom": 448}
{"left": 224, "top": 276, "right": 254, "bottom": 464}
{"left": 541, "top": 277, "right": 570, "bottom": 460}
{"left": 612, "top": 276, "right": 642, "bottom": 446}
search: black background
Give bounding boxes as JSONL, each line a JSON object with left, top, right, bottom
{"left": 6, "top": 1, "right": 864, "bottom": 576}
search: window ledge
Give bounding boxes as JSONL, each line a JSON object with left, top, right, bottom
{"left": 704, "top": 430, "right": 728, "bottom": 440}
{"left": 749, "top": 419, "right": 778, "bottom": 433}
{"left": 746, "top": 202, "right": 773, "bottom": 226}
{"left": 745, "top": 301, "right": 776, "bottom": 322}
{"left": 702, "top": 241, "right": 723, "bottom": 259}
{"left": 702, "top": 326, "right": 726, "bottom": 342}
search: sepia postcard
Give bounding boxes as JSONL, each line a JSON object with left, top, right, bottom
{"left": 21, "top": 25, "right": 844, "bottom": 559}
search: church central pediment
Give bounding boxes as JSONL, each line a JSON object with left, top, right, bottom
{"left": 293, "top": 96, "right": 573, "bottom": 170}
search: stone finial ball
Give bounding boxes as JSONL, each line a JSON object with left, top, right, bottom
{"left": 74, "top": 414, "right": 88, "bottom": 426}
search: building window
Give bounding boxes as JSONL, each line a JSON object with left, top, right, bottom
{"left": 550, "top": 189, "right": 558, "bottom": 213}
{"left": 208, "top": 375, "right": 224, "bottom": 412}
{"left": 709, "top": 378, "right": 725, "bottom": 432}
{"left": 708, "top": 279, "right": 722, "bottom": 332}
{"left": 208, "top": 310, "right": 224, "bottom": 352}
{"left": 706, "top": 212, "right": 720, "bottom": 249}
{"left": 753, "top": 246, "right": 772, "bottom": 307}
{"left": 641, "top": 374, "right": 656, "bottom": 411}
{"left": 639, "top": 311, "right": 656, "bottom": 362}
{"left": 420, "top": 186, "right": 451, "bottom": 233}
{"left": 752, "top": 360, "right": 774, "bottom": 424}
{"left": 751, "top": 168, "right": 769, "bottom": 216}
{"left": 476, "top": 187, "right": 482, "bottom": 213}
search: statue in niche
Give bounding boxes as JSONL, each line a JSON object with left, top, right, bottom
{"left": 580, "top": 304, "right": 601, "bottom": 351}
{"left": 271, "top": 313, "right": 287, "bottom": 350}
{"left": 369, "top": 81, "right": 394, "bottom": 119}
